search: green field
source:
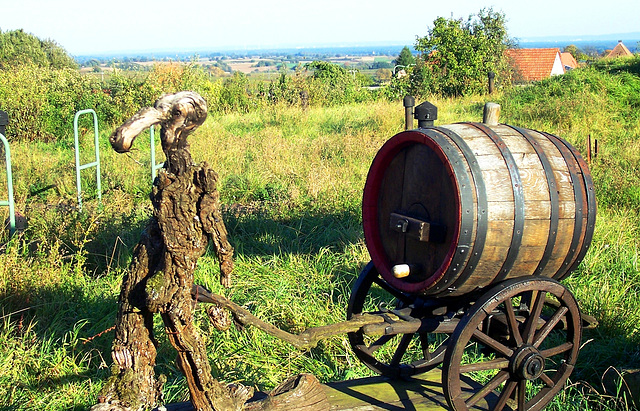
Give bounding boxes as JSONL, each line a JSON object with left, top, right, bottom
{"left": 1, "top": 57, "right": 640, "bottom": 410}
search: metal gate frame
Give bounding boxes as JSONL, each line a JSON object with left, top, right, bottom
{"left": 74, "top": 109, "right": 102, "bottom": 210}
{"left": 0, "top": 133, "right": 15, "bottom": 235}
{"left": 150, "top": 125, "right": 164, "bottom": 181}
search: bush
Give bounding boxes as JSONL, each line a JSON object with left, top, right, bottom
{"left": 0, "top": 60, "right": 388, "bottom": 142}
{"left": 0, "top": 65, "right": 112, "bottom": 141}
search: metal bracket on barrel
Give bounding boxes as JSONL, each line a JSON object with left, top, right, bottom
{"left": 389, "top": 212, "right": 446, "bottom": 243}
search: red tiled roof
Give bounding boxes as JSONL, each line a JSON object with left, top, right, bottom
{"left": 606, "top": 41, "right": 633, "bottom": 58}
{"left": 505, "top": 48, "right": 563, "bottom": 82}
{"left": 561, "top": 52, "right": 578, "bottom": 69}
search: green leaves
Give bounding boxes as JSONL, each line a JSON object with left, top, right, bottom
{"left": 0, "top": 29, "right": 76, "bottom": 70}
{"left": 393, "top": 46, "right": 415, "bottom": 68}
{"left": 411, "top": 8, "right": 514, "bottom": 97}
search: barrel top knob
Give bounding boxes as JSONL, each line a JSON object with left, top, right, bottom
{"left": 483, "top": 102, "right": 501, "bottom": 126}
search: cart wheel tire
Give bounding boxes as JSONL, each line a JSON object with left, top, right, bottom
{"left": 347, "top": 261, "right": 448, "bottom": 378}
{"left": 443, "top": 277, "right": 582, "bottom": 411}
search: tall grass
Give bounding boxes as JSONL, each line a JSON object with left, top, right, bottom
{"left": 0, "top": 58, "right": 639, "bottom": 409}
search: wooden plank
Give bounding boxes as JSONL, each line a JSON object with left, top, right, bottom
{"left": 156, "top": 369, "right": 507, "bottom": 410}
{"left": 324, "top": 370, "right": 511, "bottom": 410}
{"left": 324, "top": 371, "right": 448, "bottom": 410}
{"left": 500, "top": 132, "right": 538, "bottom": 154}
{"left": 520, "top": 167, "right": 550, "bottom": 201}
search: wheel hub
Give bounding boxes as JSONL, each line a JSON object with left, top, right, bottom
{"left": 511, "top": 345, "right": 545, "bottom": 380}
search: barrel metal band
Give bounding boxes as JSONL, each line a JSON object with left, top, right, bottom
{"left": 419, "top": 128, "right": 476, "bottom": 293}
{"left": 465, "top": 122, "right": 525, "bottom": 282}
{"left": 429, "top": 126, "right": 488, "bottom": 293}
{"left": 542, "top": 132, "right": 596, "bottom": 279}
{"left": 507, "top": 125, "right": 559, "bottom": 275}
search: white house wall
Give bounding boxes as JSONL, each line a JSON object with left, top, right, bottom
{"left": 551, "top": 54, "right": 565, "bottom": 76}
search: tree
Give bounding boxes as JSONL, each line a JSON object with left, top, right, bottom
{"left": 0, "top": 29, "right": 76, "bottom": 69}
{"left": 413, "top": 8, "right": 515, "bottom": 96}
{"left": 563, "top": 44, "right": 589, "bottom": 63}
{"left": 564, "top": 44, "right": 579, "bottom": 59}
{"left": 305, "top": 60, "right": 349, "bottom": 86}
{"left": 375, "top": 68, "right": 392, "bottom": 83}
{"left": 394, "top": 46, "right": 415, "bottom": 68}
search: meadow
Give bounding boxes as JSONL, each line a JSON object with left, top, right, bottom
{"left": 0, "top": 57, "right": 640, "bottom": 410}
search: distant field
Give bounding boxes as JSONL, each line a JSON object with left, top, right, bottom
{"left": 82, "top": 54, "right": 396, "bottom": 76}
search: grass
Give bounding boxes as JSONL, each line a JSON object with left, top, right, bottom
{"left": 0, "top": 58, "right": 640, "bottom": 409}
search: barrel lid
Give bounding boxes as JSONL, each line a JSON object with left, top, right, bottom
{"left": 363, "top": 130, "right": 462, "bottom": 294}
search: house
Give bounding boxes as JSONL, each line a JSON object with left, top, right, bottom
{"left": 560, "top": 52, "right": 578, "bottom": 71}
{"left": 505, "top": 48, "right": 565, "bottom": 82}
{"left": 605, "top": 41, "right": 633, "bottom": 58}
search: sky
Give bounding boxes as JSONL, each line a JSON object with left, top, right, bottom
{"left": 1, "top": 0, "right": 639, "bottom": 55}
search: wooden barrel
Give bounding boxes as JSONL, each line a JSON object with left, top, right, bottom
{"left": 362, "top": 123, "right": 596, "bottom": 296}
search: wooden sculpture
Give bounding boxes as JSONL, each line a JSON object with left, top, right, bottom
{"left": 94, "top": 91, "right": 250, "bottom": 410}
{"left": 93, "top": 92, "right": 330, "bottom": 411}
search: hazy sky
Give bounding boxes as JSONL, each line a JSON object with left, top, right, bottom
{"left": 1, "top": 0, "right": 639, "bottom": 55}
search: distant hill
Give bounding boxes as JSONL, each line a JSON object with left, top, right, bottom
{"left": 73, "top": 33, "right": 639, "bottom": 64}
{"left": 517, "top": 32, "right": 639, "bottom": 53}
{"left": 74, "top": 43, "right": 409, "bottom": 64}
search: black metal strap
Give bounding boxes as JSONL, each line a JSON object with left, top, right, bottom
{"left": 541, "top": 132, "right": 596, "bottom": 280}
{"left": 507, "top": 125, "right": 559, "bottom": 275}
{"left": 541, "top": 132, "right": 585, "bottom": 279}
{"left": 418, "top": 128, "right": 476, "bottom": 294}
{"left": 429, "top": 126, "right": 488, "bottom": 293}
{"left": 465, "top": 122, "right": 525, "bottom": 283}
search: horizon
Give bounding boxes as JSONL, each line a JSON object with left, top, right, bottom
{"left": 71, "top": 34, "right": 639, "bottom": 61}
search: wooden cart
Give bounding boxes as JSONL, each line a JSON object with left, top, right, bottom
{"left": 344, "top": 117, "right": 596, "bottom": 410}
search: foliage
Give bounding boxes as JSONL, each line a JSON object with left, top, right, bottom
{"left": 563, "top": 44, "right": 600, "bottom": 63}
{"left": 304, "top": 61, "right": 376, "bottom": 105}
{"left": 0, "top": 54, "right": 384, "bottom": 141}
{"left": 0, "top": 66, "right": 111, "bottom": 141}
{"left": 306, "top": 61, "right": 350, "bottom": 85}
{"left": 411, "top": 7, "right": 515, "bottom": 97}
{"left": 0, "top": 29, "right": 77, "bottom": 69}
{"left": 217, "top": 72, "right": 253, "bottom": 113}
{"left": 393, "top": 46, "right": 415, "bottom": 68}
{"left": 375, "top": 68, "right": 392, "bottom": 83}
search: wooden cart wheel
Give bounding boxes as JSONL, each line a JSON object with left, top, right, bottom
{"left": 347, "top": 261, "right": 449, "bottom": 378}
{"left": 443, "top": 277, "right": 582, "bottom": 411}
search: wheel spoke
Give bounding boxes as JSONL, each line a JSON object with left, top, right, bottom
{"left": 523, "top": 290, "right": 546, "bottom": 344}
{"left": 362, "top": 334, "right": 394, "bottom": 355}
{"left": 533, "top": 306, "right": 568, "bottom": 348}
{"left": 465, "top": 370, "right": 510, "bottom": 407}
{"left": 540, "top": 341, "right": 573, "bottom": 357}
{"left": 494, "top": 379, "right": 517, "bottom": 410}
{"left": 426, "top": 340, "right": 448, "bottom": 365}
{"left": 539, "top": 371, "right": 556, "bottom": 388}
{"left": 419, "top": 332, "right": 431, "bottom": 360}
{"left": 517, "top": 380, "right": 527, "bottom": 409}
{"left": 460, "top": 357, "right": 510, "bottom": 373}
{"left": 349, "top": 263, "right": 447, "bottom": 378}
{"left": 505, "top": 297, "right": 524, "bottom": 346}
{"left": 390, "top": 334, "right": 413, "bottom": 367}
{"left": 472, "top": 328, "right": 514, "bottom": 358}
{"left": 444, "top": 278, "right": 581, "bottom": 411}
